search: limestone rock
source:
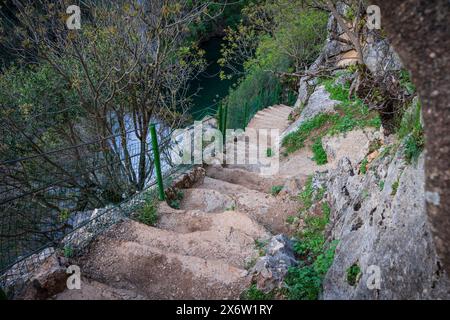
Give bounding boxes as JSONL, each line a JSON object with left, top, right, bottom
{"left": 282, "top": 85, "right": 339, "bottom": 140}
{"left": 19, "top": 254, "right": 69, "bottom": 300}
{"left": 251, "top": 235, "right": 297, "bottom": 293}
{"left": 363, "top": 37, "right": 403, "bottom": 75}
{"left": 322, "top": 150, "right": 450, "bottom": 299}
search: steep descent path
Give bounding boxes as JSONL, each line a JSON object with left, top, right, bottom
{"left": 53, "top": 104, "right": 320, "bottom": 300}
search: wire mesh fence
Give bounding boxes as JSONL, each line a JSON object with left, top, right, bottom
{"left": 0, "top": 116, "right": 217, "bottom": 295}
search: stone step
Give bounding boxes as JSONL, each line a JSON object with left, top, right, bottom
{"left": 205, "top": 165, "right": 282, "bottom": 193}
{"left": 179, "top": 188, "right": 235, "bottom": 213}
{"left": 254, "top": 112, "right": 288, "bottom": 121}
{"left": 157, "top": 202, "right": 270, "bottom": 241}
{"left": 201, "top": 172, "right": 299, "bottom": 234}
{"left": 78, "top": 236, "right": 251, "bottom": 299}
{"left": 53, "top": 278, "right": 147, "bottom": 300}
{"left": 123, "top": 220, "right": 261, "bottom": 269}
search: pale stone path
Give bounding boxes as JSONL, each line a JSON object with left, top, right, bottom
{"left": 53, "top": 104, "right": 323, "bottom": 300}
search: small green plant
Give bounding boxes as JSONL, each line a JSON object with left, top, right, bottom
{"left": 397, "top": 99, "right": 424, "bottom": 164}
{"left": 299, "top": 176, "right": 315, "bottom": 211}
{"left": 270, "top": 185, "right": 283, "bottom": 196}
{"left": 361, "top": 190, "right": 370, "bottom": 200}
{"left": 391, "top": 180, "right": 399, "bottom": 196}
{"left": 282, "top": 76, "right": 381, "bottom": 156}
{"left": 404, "top": 133, "right": 424, "bottom": 164}
{"left": 168, "top": 190, "right": 184, "bottom": 209}
{"left": 59, "top": 209, "right": 70, "bottom": 222}
{"left": 288, "top": 113, "right": 294, "bottom": 121}
{"left": 399, "top": 69, "right": 416, "bottom": 95}
{"left": 286, "top": 215, "right": 297, "bottom": 224}
{"left": 311, "top": 138, "right": 328, "bottom": 165}
{"left": 138, "top": 202, "right": 158, "bottom": 226}
{"left": 255, "top": 239, "right": 268, "bottom": 256}
{"left": 169, "top": 200, "right": 181, "bottom": 209}
{"left": 379, "top": 180, "right": 385, "bottom": 191}
{"left": 266, "top": 148, "right": 273, "bottom": 158}
{"left": 346, "top": 263, "right": 361, "bottom": 286}
{"left": 282, "top": 113, "right": 331, "bottom": 154}
{"left": 63, "top": 245, "right": 74, "bottom": 258}
{"left": 359, "top": 158, "right": 368, "bottom": 175}
{"left": 225, "top": 204, "right": 236, "bottom": 211}
{"left": 241, "top": 284, "right": 274, "bottom": 300}
{"left": 286, "top": 240, "right": 338, "bottom": 300}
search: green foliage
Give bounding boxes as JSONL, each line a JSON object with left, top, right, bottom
{"left": 138, "top": 202, "right": 158, "bottom": 226}
{"left": 255, "top": 239, "right": 268, "bottom": 256}
{"left": 169, "top": 200, "right": 181, "bottom": 210}
{"left": 311, "top": 138, "right": 328, "bottom": 165}
{"left": 59, "top": 209, "right": 71, "bottom": 223}
{"left": 241, "top": 284, "right": 274, "bottom": 300}
{"left": 391, "top": 180, "right": 399, "bottom": 196}
{"left": 379, "top": 180, "right": 385, "bottom": 191}
{"left": 299, "top": 176, "right": 315, "bottom": 211}
{"left": 223, "top": 6, "right": 328, "bottom": 129}
{"left": 169, "top": 190, "right": 184, "bottom": 209}
{"left": 346, "top": 263, "right": 361, "bottom": 286}
{"left": 282, "top": 113, "right": 332, "bottom": 154}
{"left": 282, "top": 77, "right": 381, "bottom": 155}
{"left": 266, "top": 148, "right": 273, "bottom": 158}
{"left": 398, "top": 99, "right": 424, "bottom": 164}
{"left": 360, "top": 158, "right": 368, "bottom": 175}
{"left": 270, "top": 185, "right": 283, "bottom": 196}
{"left": 404, "top": 134, "right": 424, "bottom": 164}
{"left": 286, "top": 240, "right": 338, "bottom": 300}
{"left": 287, "top": 179, "right": 336, "bottom": 300}
{"left": 63, "top": 245, "right": 74, "bottom": 258}
{"left": 399, "top": 70, "right": 416, "bottom": 95}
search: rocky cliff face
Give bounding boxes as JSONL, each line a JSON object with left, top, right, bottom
{"left": 322, "top": 149, "right": 450, "bottom": 299}
{"left": 286, "top": 3, "right": 450, "bottom": 299}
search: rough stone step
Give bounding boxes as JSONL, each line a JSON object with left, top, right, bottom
{"left": 114, "top": 219, "right": 264, "bottom": 269}
{"left": 261, "top": 107, "right": 293, "bottom": 116}
{"left": 77, "top": 235, "right": 250, "bottom": 299}
{"left": 246, "top": 120, "right": 287, "bottom": 131}
{"left": 201, "top": 171, "right": 300, "bottom": 234}
{"left": 205, "top": 165, "right": 283, "bottom": 193}
{"left": 179, "top": 188, "right": 235, "bottom": 213}
{"left": 254, "top": 112, "right": 288, "bottom": 121}
{"left": 247, "top": 117, "right": 288, "bottom": 126}
{"left": 157, "top": 202, "right": 270, "bottom": 241}
{"left": 53, "top": 277, "right": 147, "bottom": 300}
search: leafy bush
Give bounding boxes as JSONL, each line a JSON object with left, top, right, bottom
{"left": 223, "top": 7, "right": 328, "bottom": 129}
{"left": 346, "top": 263, "right": 361, "bottom": 286}
{"left": 241, "top": 284, "right": 274, "bottom": 300}
{"left": 282, "top": 113, "right": 332, "bottom": 154}
{"left": 138, "top": 202, "right": 158, "bottom": 226}
{"left": 360, "top": 158, "right": 368, "bottom": 175}
{"left": 281, "top": 77, "right": 381, "bottom": 155}
{"left": 311, "top": 138, "right": 328, "bottom": 165}
{"left": 398, "top": 99, "right": 424, "bottom": 164}
{"left": 271, "top": 185, "right": 283, "bottom": 196}
{"left": 404, "top": 134, "right": 424, "bottom": 164}
{"left": 286, "top": 185, "right": 337, "bottom": 300}
{"left": 391, "top": 180, "right": 399, "bottom": 196}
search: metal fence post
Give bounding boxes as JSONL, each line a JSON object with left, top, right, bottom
{"left": 223, "top": 104, "right": 228, "bottom": 145}
{"left": 150, "top": 124, "right": 165, "bottom": 201}
{"left": 218, "top": 104, "right": 223, "bottom": 134}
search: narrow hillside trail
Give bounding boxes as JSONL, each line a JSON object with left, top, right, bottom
{"left": 53, "top": 105, "right": 329, "bottom": 300}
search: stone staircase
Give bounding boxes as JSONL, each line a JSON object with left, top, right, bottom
{"left": 53, "top": 104, "right": 302, "bottom": 300}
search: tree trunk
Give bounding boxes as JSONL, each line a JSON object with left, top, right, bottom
{"left": 371, "top": 0, "right": 450, "bottom": 274}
